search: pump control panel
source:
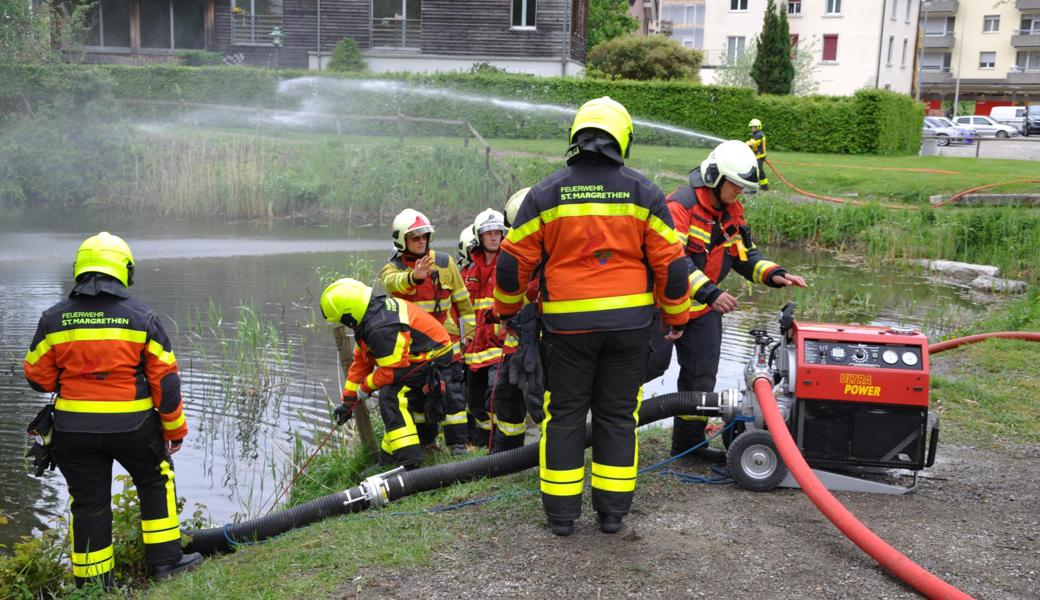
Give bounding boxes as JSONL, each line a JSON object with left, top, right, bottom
{"left": 803, "top": 340, "right": 923, "bottom": 371}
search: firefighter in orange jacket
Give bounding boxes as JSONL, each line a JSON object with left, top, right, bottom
{"left": 461, "top": 206, "right": 530, "bottom": 452}
{"left": 666, "top": 141, "right": 807, "bottom": 460}
{"left": 23, "top": 232, "right": 202, "bottom": 588}
{"left": 380, "top": 209, "right": 474, "bottom": 454}
{"left": 746, "top": 118, "right": 769, "bottom": 191}
{"left": 321, "top": 278, "right": 455, "bottom": 468}
{"left": 495, "top": 97, "right": 691, "bottom": 536}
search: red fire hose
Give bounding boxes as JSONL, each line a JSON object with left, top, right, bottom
{"left": 752, "top": 377, "right": 974, "bottom": 600}
{"left": 929, "top": 331, "right": 1040, "bottom": 354}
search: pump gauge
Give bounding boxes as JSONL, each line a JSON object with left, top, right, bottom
{"left": 901, "top": 351, "right": 919, "bottom": 366}
{"left": 882, "top": 349, "right": 899, "bottom": 365}
{"left": 830, "top": 347, "right": 846, "bottom": 361}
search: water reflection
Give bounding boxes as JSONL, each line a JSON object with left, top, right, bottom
{"left": 0, "top": 222, "right": 981, "bottom": 547}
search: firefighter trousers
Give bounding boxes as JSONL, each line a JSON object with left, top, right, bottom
{"left": 466, "top": 366, "right": 494, "bottom": 447}
{"left": 435, "top": 356, "right": 468, "bottom": 447}
{"left": 52, "top": 412, "right": 183, "bottom": 586}
{"left": 487, "top": 357, "right": 526, "bottom": 453}
{"left": 757, "top": 157, "right": 769, "bottom": 190}
{"left": 540, "top": 326, "right": 651, "bottom": 521}
{"left": 377, "top": 362, "right": 436, "bottom": 468}
{"left": 670, "top": 310, "right": 723, "bottom": 454}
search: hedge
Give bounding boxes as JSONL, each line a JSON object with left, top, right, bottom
{"left": 1, "top": 64, "right": 924, "bottom": 155}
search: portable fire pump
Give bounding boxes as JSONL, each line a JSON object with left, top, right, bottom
{"left": 710, "top": 303, "right": 939, "bottom": 494}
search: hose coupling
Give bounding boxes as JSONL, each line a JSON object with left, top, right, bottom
{"left": 347, "top": 466, "right": 404, "bottom": 509}
{"left": 716, "top": 388, "right": 742, "bottom": 422}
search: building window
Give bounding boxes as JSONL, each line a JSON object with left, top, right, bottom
{"left": 1016, "top": 50, "right": 1040, "bottom": 72}
{"left": 727, "top": 36, "right": 746, "bottom": 63}
{"left": 886, "top": 36, "right": 894, "bottom": 65}
{"left": 922, "top": 52, "right": 951, "bottom": 72}
{"left": 512, "top": 0, "right": 536, "bottom": 28}
{"left": 1023, "top": 15, "right": 1040, "bottom": 35}
{"left": 822, "top": 34, "right": 838, "bottom": 62}
{"left": 901, "top": 38, "right": 908, "bottom": 66}
{"left": 905, "top": 0, "right": 911, "bottom": 22}
{"left": 662, "top": 4, "right": 704, "bottom": 26}
{"left": 232, "top": 0, "right": 285, "bottom": 46}
{"left": 983, "top": 15, "right": 999, "bottom": 33}
{"left": 825, "top": 0, "right": 841, "bottom": 15}
{"left": 979, "top": 52, "right": 996, "bottom": 70}
{"left": 891, "top": 0, "right": 898, "bottom": 20}
{"left": 924, "top": 16, "right": 955, "bottom": 36}
{"left": 787, "top": 0, "right": 801, "bottom": 15}
{"left": 730, "top": 0, "right": 748, "bottom": 12}
{"left": 86, "top": 0, "right": 206, "bottom": 49}
{"left": 373, "top": 0, "right": 422, "bottom": 48}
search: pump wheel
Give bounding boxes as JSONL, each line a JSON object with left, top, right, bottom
{"left": 727, "top": 430, "right": 788, "bottom": 492}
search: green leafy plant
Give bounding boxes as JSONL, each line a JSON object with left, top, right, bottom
{"left": 587, "top": 35, "right": 703, "bottom": 81}
{"left": 177, "top": 50, "right": 225, "bottom": 66}
{"left": 750, "top": 0, "right": 795, "bottom": 95}
{"left": 588, "top": 0, "right": 639, "bottom": 49}
{"left": 326, "top": 37, "right": 366, "bottom": 73}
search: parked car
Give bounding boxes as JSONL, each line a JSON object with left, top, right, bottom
{"left": 923, "top": 117, "right": 975, "bottom": 146}
{"left": 989, "top": 106, "right": 1027, "bottom": 134}
{"left": 953, "top": 115, "right": 1019, "bottom": 138}
{"left": 1025, "top": 105, "right": 1040, "bottom": 137}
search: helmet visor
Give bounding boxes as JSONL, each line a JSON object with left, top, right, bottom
{"left": 405, "top": 225, "right": 433, "bottom": 238}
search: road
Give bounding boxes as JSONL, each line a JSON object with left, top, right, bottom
{"left": 929, "top": 136, "right": 1040, "bottom": 160}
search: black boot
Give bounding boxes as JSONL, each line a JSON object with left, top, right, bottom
{"left": 151, "top": 552, "right": 204, "bottom": 579}
{"left": 548, "top": 519, "right": 574, "bottom": 537}
{"left": 598, "top": 512, "right": 623, "bottom": 534}
{"left": 671, "top": 418, "right": 726, "bottom": 464}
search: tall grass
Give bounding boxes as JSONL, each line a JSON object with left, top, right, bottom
{"left": 746, "top": 195, "right": 1040, "bottom": 279}
{"left": 183, "top": 300, "right": 293, "bottom": 511}
{"left": 99, "top": 130, "right": 510, "bottom": 220}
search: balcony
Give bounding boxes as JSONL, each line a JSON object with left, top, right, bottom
{"left": 231, "top": 14, "right": 283, "bottom": 46}
{"left": 923, "top": 34, "right": 955, "bottom": 49}
{"left": 922, "top": 1, "right": 958, "bottom": 15}
{"left": 1017, "top": 0, "right": 1040, "bottom": 11}
{"left": 1008, "top": 67, "right": 1040, "bottom": 84}
{"left": 1012, "top": 30, "right": 1040, "bottom": 48}
{"left": 920, "top": 68, "right": 953, "bottom": 84}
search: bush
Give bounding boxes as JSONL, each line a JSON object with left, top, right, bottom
{"left": 326, "top": 37, "right": 366, "bottom": 73}
{"left": 587, "top": 35, "right": 703, "bottom": 81}
{"left": 177, "top": 50, "right": 224, "bottom": 66}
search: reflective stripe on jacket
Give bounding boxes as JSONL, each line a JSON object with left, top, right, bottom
{"left": 344, "top": 296, "right": 451, "bottom": 399}
{"left": 667, "top": 168, "right": 786, "bottom": 320}
{"left": 747, "top": 130, "right": 767, "bottom": 159}
{"left": 380, "top": 250, "right": 476, "bottom": 339}
{"left": 23, "top": 292, "right": 187, "bottom": 441}
{"left": 460, "top": 248, "right": 506, "bottom": 370}
{"left": 495, "top": 155, "right": 691, "bottom": 332}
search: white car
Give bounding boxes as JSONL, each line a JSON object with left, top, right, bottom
{"left": 923, "top": 117, "right": 975, "bottom": 146}
{"left": 953, "top": 115, "right": 1019, "bottom": 139}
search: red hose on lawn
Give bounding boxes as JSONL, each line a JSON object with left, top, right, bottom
{"left": 929, "top": 331, "right": 1040, "bottom": 354}
{"left": 752, "top": 377, "right": 974, "bottom": 600}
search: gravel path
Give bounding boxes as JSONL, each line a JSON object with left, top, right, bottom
{"left": 338, "top": 434, "right": 1039, "bottom": 600}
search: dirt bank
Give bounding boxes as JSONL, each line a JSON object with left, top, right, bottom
{"left": 340, "top": 434, "right": 1040, "bottom": 600}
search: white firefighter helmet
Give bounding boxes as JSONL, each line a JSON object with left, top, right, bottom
{"left": 700, "top": 140, "right": 760, "bottom": 190}
{"left": 458, "top": 225, "right": 478, "bottom": 267}
{"left": 503, "top": 187, "right": 531, "bottom": 228}
{"left": 391, "top": 208, "right": 435, "bottom": 251}
{"left": 473, "top": 208, "right": 508, "bottom": 236}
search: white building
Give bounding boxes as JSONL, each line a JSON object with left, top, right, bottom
{"left": 660, "top": 0, "right": 921, "bottom": 96}
{"left": 920, "top": 0, "right": 1040, "bottom": 110}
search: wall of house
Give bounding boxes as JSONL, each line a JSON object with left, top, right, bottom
{"left": 363, "top": 54, "right": 584, "bottom": 76}
{"left": 699, "top": 0, "right": 918, "bottom": 96}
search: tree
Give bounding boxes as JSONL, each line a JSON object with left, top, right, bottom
{"left": 588, "top": 0, "right": 638, "bottom": 49}
{"left": 716, "top": 40, "right": 818, "bottom": 96}
{"left": 587, "top": 34, "right": 702, "bottom": 81}
{"left": 326, "top": 37, "right": 366, "bottom": 72}
{"left": 0, "top": 0, "right": 93, "bottom": 65}
{"left": 750, "top": 0, "right": 795, "bottom": 95}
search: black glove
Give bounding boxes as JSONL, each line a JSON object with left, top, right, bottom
{"left": 28, "top": 442, "right": 56, "bottom": 477}
{"left": 333, "top": 403, "right": 354, "bottom": 425}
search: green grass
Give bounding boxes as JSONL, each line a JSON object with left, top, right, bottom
{"left": 930, "top": 288, "right": 1040, "bottom": 445}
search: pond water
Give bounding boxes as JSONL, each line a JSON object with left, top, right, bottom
{"left": 0, "top": 217, "right": 982, "bottom": 547}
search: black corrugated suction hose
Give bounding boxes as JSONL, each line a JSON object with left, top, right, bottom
{"left": 185, "top": 391, "right": 720, "bottom": 555}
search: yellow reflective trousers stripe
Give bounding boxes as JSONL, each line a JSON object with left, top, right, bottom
{"left": 142, "top": 460, "right": 181, "bottom": 545}
{"left": 381, "top": 386, "right": 420, "bottom": 454}
{"left": 541, "top": 292, "right": 654, "bottom": 315}
{"left": 72, "top": 544, "right": 115, "bottom": 578}
{"left": 55, "top": 397, "right": 153, "bottom": 414}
